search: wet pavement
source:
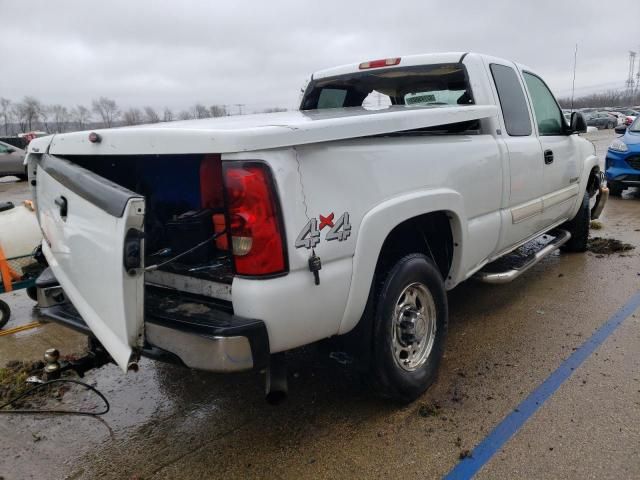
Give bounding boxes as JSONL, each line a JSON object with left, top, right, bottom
{"left": 1, "top": 130, "right": 639, "bottom": 479}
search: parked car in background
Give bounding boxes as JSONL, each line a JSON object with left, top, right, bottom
{"left": 606, "top": 111, "right": 626, "bottom": 126}
{"left": 612, "top": 108, "right": 639, "bottom": 125}
{"left": 606, "top": 118, "right": 640, "bottom": 196}
{"left": 585, "top": 111, "right": 617, "bottom": 129}
{"left": 0, "top": 140, "right": 26, "bottom": 180}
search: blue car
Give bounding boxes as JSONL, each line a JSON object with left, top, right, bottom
{"left": 606, "top": 117, "right": 640, "bottom": 196}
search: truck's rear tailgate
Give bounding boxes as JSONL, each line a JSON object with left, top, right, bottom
{"left": 37, "top": 154, "right": 146, "bottom": 371}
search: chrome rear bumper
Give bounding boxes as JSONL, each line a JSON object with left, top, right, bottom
{"left": 145, "top": 322, "right": 254, "bottom": 372}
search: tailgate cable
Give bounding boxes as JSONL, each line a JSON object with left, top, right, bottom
{"left": 0, "top": 378, "right": 109, "bottom": 417}
{"left": 145, "top": 231, "right": 226, "bottom": 272}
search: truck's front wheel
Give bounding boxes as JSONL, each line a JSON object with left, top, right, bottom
{"left": 561, "top": 191, "right": 590, "bottom": 252}
{"left": 369, "top": 254, "right": 448, "bottom": 403}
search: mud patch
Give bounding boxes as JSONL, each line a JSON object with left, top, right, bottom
{"left": 166, "top": 302, "right": 211, "bottom": 315}
{"left": 0, "top": 360, "right": 43, "bottom": 407}
{"left": 590, "top": 220, "right": 603, "bottom": 230}
{"left": 0, "top": 360, "right": 75, "bottom": 409}
{"left": 587, "top": 237, "right": 635, "bottom": 255}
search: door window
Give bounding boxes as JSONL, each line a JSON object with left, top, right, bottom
{"left": 490, "top": 64, "right": 532, "bottom": 136}
{"left": 523, "top": 72, "right": 565, "bottom": 136}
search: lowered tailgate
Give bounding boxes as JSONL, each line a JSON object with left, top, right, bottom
{"left": 36, "top": 154, "right": 145, "bottom": 371}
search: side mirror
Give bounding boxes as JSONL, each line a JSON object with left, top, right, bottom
{"left": 615, "top": 125, "right": 627, "bottom": 134}
{"left": 5, "top": 147, "right": 15, "bottom": 153}
{"left": 570, "top": 112, "right": 587, "bottom": 133}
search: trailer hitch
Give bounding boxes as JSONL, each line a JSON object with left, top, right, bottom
{"left": 30, "top": 339, "right": 113, "bottom": 382}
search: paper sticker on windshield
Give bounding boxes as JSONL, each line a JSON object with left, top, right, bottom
{"left": 295, "top": 212, "right": 351, "bottom": 249}
{"left": 406, "top": 94, "right": 436, "bottom": 105}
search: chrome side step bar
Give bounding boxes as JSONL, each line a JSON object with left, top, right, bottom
{"left": 474, "top": 229, "right": 572, "bottom": 285}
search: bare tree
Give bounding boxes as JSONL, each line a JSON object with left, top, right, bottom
{"left": 192, "top": 103, "right": 210, "bottom": 119}
{"left": 51, "top": 104, "right": 71, "bottom": 133}
{"left": 39, "top": 104, "right": 51, "bottom": 132}
{"left": 71, "top": 105, "right": 92, "bottom": 130}
{"left": 122, "top": 107, "right": 144, "bottom": 126}
{"left": 163, "top": 107, "right": 174, "bottom": 122}
{"left": 0, "top": 98, "right": 12, "bottom": 135}
{"left": 178, "top": 110, "right": 193, "bottom": 120}
{"left": 92, "top": 96, "right": 120, "bottom": 128}
{"left": 13, "top": 97, "right": 43, "bottom": 132}
{"left": 210, "top": 105, "right": 227, "bottom": 117}
{"left": 143, "top": 106, "right": 160, "bottom": 123}
{"left": 558, "top": 89, "right": 640, "bottom": 109}
{"left": 12, "top": 105, "right": 26, "bottom": 133}
{"left": 262, "top": 107, "right": 288, "bottom": 113}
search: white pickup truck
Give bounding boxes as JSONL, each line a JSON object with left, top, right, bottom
{"left": 27, "top": 52, "right": 607, "bottom": 402}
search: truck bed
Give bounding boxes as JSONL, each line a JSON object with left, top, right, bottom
{"left": 38, "top": 105, "right": 497, "bottom": 156}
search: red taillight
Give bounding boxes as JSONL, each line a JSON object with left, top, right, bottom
{"left": 359, "top": 57, "right": 401, "bottom": 69}
{"left": 223, "top": 163, "right": 286, "bottom": 276}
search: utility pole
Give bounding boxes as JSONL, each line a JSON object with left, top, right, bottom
{"left": 235, "top": 104, "right": 245, "bottom": 115}
{"left": 570, "top": 43, "right": 578, "bottom": 113}
{"left": 626, "top": 51, "right": 637, "bottom": 95}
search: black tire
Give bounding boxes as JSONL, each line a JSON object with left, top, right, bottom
{"left": 26, "top": 286, "right": 38, "bottom": 302}
{"left": 0, "top": 300, "right": 10, "bottom": 329}
{"left": 369, "top": 253, "right": 448, "bottom": 403}
{"left": 608, "top": 181, "right": 623, "bottom": 196}
{"left": 561, "top": 191, "right": 590, "bottom": 252}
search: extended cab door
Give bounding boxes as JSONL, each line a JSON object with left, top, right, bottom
{"left": 36, "top": 154, "right": 145, "bottom": 371}
{"left": 486, "top": 60, "right": 545, "bottom": 251}
{"left": 521, "top": 71, "right": 581, "bottom": 224}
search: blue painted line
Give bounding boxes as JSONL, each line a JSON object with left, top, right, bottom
{"left": 443, "top": 290, "right": 640, "bottom": 480}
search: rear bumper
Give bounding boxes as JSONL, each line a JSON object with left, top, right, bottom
{"left": 36, "top": 269, "right": 270, "bottom": 373}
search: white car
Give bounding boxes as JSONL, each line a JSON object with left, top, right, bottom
{"left": 27, "top": 52, "right": 607, "bottom": 402}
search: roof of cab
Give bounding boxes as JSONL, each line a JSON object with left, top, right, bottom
{"left": 310, "top": 52, "right": 537, "bottom": 81}
{"left": 311, "top": 52, "right": 468, "bottom": 80}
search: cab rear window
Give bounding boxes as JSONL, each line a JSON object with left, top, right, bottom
{"left": 301, "top": 63, "right": 474, "bottom": 110}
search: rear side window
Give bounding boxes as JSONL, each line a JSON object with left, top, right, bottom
{"left": 523, "top": 72, "right": 565, "bottom": 136}
{"left": 490, "top": 64, "right": 532, "bottom": 136}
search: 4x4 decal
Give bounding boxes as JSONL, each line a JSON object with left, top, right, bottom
{"left": 295, "top": 212, "right": 351, "bottom": 249}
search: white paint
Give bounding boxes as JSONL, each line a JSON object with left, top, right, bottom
{"left": 31, "top": 52, "right": 599, "bottom": 365}
{"left": 37, "top": 167, "right": 145, "bottom": 371}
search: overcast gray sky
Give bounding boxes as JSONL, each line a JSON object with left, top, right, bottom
{"left": 1, "top": 0, "right": 639, "bottom": 113}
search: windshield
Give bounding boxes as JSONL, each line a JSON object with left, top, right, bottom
{"left": 630, "top": 117, "right": 640, "bottom": 132}
{"left": 300, "top": 63, "right": 473, "bottom": 110}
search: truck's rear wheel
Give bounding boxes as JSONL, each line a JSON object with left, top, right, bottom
{"left": 369, "top": 253, "right": 447, "bottom": 403}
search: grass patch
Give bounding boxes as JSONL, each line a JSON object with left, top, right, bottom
{"left": 590, "top": 221, "right": 603, "bottom": 230}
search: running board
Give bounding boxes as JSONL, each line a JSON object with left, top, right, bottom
{"left": 474, "top": 229, "right": 572, "bottom": 285}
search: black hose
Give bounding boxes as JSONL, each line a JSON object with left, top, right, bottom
{"left": 0, "top": 378, "right": 110, "bottom": 416}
